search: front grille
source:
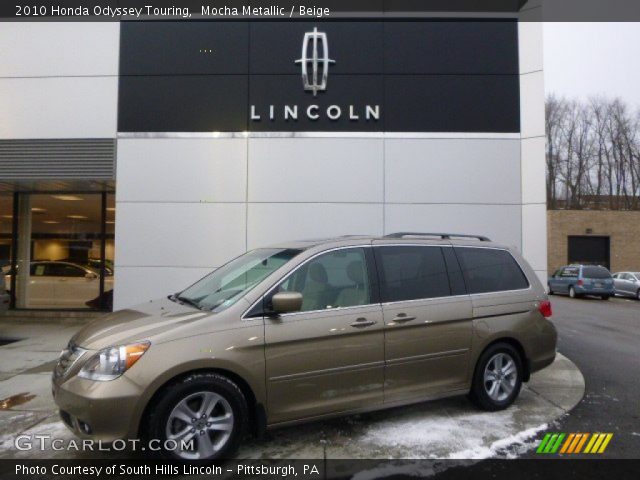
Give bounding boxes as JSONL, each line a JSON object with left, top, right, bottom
{"left": 54, "top": 343, "right": 87, "bottom": 379}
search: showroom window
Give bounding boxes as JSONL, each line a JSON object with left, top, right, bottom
{"left": 0, "top": 195, "right": 13, "bottom": 275}
{"left": 8, "top": 192, "right": 114, "bottom": 310}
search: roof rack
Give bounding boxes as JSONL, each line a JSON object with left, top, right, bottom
{"left": 383, "top": 232, "right": 491, "bottom": 242}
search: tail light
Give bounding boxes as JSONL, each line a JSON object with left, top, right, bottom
{"left": 577, "top": 279, "right": 584, "bottom": 286}
{"left": 538, "top": 300, "right": 552, "bottom": 318}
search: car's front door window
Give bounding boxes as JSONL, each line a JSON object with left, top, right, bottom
{"left": 276, "top": 248, "right": 371, "bottom": 312}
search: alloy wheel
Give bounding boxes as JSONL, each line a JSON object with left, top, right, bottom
{"left": 483, "top": 353, "right": 518, "bottom": 402}
{"left": 165, "top": 391, "right": 234, "bottom": 460}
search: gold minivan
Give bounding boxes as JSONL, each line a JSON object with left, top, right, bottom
{"left": 52, "top": 233, "right": 557, "bottom": 459}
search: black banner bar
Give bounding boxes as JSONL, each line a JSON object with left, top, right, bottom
{"left": 3, "top": 1, "right": 640, "bottom": 21}
{"left": 0, "top": 459, "right": 639, "bottom": 480}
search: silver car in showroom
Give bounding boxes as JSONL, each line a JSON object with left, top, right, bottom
{"left": 612, "top": 272, "right": 640, "bottom": 300}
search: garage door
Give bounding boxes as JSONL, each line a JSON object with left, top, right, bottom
{"left": 568, "top": 236, "right": 610, "bottom": 270}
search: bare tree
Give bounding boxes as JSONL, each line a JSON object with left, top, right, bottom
{"left": 546, "top": 95, "right": 640, "bottom": 210}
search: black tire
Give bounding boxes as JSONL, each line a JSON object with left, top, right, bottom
{"left": 569, "top": 286, "right": 579, "bottom": 298}
{"left": 469, "top": 342, "right": 523, "bottom": 411}
{"left": 636, "top": 289, "right": 640, "bottom": 301}
{"left": 547, "top": 285, "right": 554, "bottom": 295}
{"left": 144, "top": 372, "right": 248, "bottom": 460}
{"left": 600, "top": 295, "right": 610, "bottom": 301}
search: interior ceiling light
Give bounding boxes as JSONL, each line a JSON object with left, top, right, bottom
{"left": 52, "top": 195, "right": 83, "bottom": 201}
{"left": 106, "top": 207, "right": 116, "bottom": 211}
{"left": 43, "top": 220, "right": 60, "bottom": 224}
{"left": 31, "top": 207, "right": 47, "bottom": 212}
{"left": 106, "top": 221, "right": 115, "bottom": 224}
{"left": 1, "top": 215, "right": 12, "bottom": 219}
{"left": 66, "top": 215, "right": 88, "bottom": 220}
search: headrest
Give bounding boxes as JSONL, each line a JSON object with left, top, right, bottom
{"left": 308, "top": 262, "right": 328, "bottom": 283}
{"left": 346, "top": 260, "right": 365, "bottom": 285}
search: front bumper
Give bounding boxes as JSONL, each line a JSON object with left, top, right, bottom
{"left": 52, "top": 373, "right": 143, "bottom": 441}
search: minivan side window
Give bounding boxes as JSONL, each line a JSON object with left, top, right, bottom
{"left": 561, "top": 267, "right": 579, "bottom": 278}
{"left": 454, "top": 247, "right": 529, "bottom": 294}
{"left": 375, "top": 246, "right": 450, "bottom": 302}
{"left": 581, "top": 266, "right": 611, "bottom": 279}
{"left": 277, "top": 248, "right": 371, "bottom": 312}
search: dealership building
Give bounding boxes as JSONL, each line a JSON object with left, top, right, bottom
{"left": 0, "top": 10, "right": 546, "bottom": 311}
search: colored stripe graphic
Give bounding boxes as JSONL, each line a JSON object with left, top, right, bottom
{"left": 537, "top": 433, "right": 613, "bottom": 454}
{"left": 560, "top": 433, "right": 575, "bottom": 454}
{"left": 574, "top": 433, "right": 589, "bottom": 453}
{"left": 544, "top": 433, "right": 559, "bottom": 453}
{"left": 536, "top": 433, "right": 552, "bottom": 454}
{"left": 598, "top": 433, "right": 613, "bottom": 453}
{"left": 583, "top": 433, "right": 599, "bottom": 453}
{"left": 549, "top": 433, "right": 566, "bottom": 453}
{"left": 585, "top": 433, "right": 614, "bottom": 454}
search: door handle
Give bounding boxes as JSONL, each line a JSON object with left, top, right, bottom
{"left": 392, "top": 313, "right": 417, "bottom": 323}
{"left": 350, "top": 318, "right": 377, "bottom": 328}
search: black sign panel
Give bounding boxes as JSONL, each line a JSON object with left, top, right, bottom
{"left": 118, "top": 20, "right": 520, "bottom": 133}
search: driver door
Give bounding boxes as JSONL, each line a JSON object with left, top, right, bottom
{"left": 264, "top": 247, "right": 384, "bottom": 424}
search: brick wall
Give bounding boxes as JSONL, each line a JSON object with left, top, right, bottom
{"left": 548, "top": 210, "right": 640, "bottom": 273}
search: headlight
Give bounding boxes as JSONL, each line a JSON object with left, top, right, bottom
{"left": 78, "top": 342, "right": 150, "bottom": 381}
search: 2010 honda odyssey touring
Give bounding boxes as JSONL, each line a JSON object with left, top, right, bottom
{"left": 52, "top": 233, "right": 557, "bottom": 460}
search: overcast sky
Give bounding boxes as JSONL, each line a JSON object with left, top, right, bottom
{"left": 544, "top": 23, "right": 640, "bottom": 106}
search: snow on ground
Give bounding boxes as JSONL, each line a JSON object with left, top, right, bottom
{"left": 0, "top": 386, "right": 562, "bottom": 463}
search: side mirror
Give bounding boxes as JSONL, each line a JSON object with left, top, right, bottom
{"left": 271, "top": 292, "right": 303, "bottom": 314}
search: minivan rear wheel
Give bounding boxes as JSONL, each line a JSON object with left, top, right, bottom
{"left": 569, "top": 286, "right": 577, "bottom": 298}
{"left": 145, "top": 372, "right": 248, "bottom": 460}
{"left": 469, "top": 343, "right": 523, "bottom": 411}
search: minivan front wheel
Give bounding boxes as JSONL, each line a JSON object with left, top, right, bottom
{"left": 146, "top": 373, "right": 248, "bottom": 460}
{"left": 569, "top": 286, "right": 577, "bottom": 298}
{"left": 470, "top": 343, "right": 523, "bottom": 411}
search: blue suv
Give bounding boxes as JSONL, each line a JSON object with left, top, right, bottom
{"left": 548, "top": 265, "right": 614, "bottom": 300}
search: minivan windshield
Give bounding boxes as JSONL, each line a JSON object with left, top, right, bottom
{"left": 582, "top": 266, "right": 611, "bottom": 279}
{"left": 175, "top": 248, "right": 302, "bottom": 312}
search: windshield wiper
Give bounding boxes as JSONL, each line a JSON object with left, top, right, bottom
{"left": 175, "top": 295, "right": 202, "bottom": 310}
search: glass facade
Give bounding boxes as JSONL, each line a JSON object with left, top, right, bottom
{"left": 1, "top": 192, "right": 114, "bottom": 311}
{"left": 0, "top": 196, "right": 13, "bottom": 272}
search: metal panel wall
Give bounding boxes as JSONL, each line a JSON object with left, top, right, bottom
{"left": 0, "top": 139, "right": 116, "bottom": 180}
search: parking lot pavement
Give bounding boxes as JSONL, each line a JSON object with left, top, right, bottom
{"left": 534, "top": 294, "right": 640, "bottom": 458}
{"left": 0, "top": 317, "right": 584, "bottom": 460}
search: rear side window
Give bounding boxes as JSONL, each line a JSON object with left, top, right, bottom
{"left": 582, "top": 266, "right": 611, "bottom": 279}
{"left": 455, "top": 247, "right": 529, "bottom": 294}
{"left": 561, "top": 267, "right": 579, "bottom": 277}
{"left": 375, "top": 246, "right": 450, "bottom": 302}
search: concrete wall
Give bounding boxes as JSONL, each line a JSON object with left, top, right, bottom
{"left": 114, "top": 134, "right": 527, "bottom": 308}
{"left": 0, "top": 23, "right": 119, "bottom": 139}
{"left": 548, "top": 210, "right": 640, "bottom": 274}
{"left": 518, "top": 15, "right": 547, "bottom": 288}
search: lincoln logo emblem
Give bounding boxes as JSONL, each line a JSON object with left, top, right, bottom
{"left": 295, "top": 27, "right": 335, "bottom": 96}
